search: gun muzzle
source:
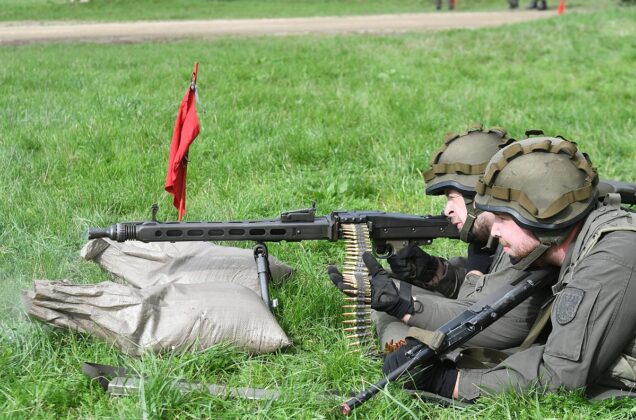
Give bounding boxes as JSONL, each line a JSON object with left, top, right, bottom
{"left": 87, "top": 224, "right": 136, "bottom": 242}
{"left": 87, "top": 227, "right": 109, "bottom": 239}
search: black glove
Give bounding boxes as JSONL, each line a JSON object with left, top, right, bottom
{"left": 327, "top": 265, "right": 351, "bottom": 294}
{"left": 363, "top": 252, "right": 414, "bottom": 319}
{"left": 383, "top": 338, "right": 458, "bottom": 398}
{"left": 387, "top": 243, "right": 440, "bottom": 287}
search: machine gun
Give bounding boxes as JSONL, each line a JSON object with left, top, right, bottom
{"left": 88, "top": 178, "right": 633, "bottom": 304}
{"left": 89, "top": 202, "right": 459, "bottom": 315}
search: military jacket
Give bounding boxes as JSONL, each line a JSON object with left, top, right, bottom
{"left": 458, "top": 200, "right": 636, "bottom": 400}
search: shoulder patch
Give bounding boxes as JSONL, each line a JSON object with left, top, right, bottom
{"left": 556, "top": 288, "right": 585, "bottom": 325}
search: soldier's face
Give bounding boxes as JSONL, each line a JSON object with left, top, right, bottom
{"left": 491, "top": 213, "right": 540, "bottom": 259}
{"left": 444, "top": 189, "right": 468, "bottom": 230}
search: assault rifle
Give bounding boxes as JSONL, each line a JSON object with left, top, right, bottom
{"left": 341, "top": 265, "right": 559, "bottom": 415}
{"left": 88, "top": 203, "right": 459, "bottom": 309}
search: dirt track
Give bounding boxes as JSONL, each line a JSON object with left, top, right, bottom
{"left": 0, "top": 11, "right": 555, "bottom": 45}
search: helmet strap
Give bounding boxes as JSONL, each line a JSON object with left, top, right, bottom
{"left": 459, "top": 196, "right": 479, "bottom": 243}
{"left": 461, "top": 196, "right": 499, "bottom": 249}
{"left": 511, "top": 242, "right": 551, "bottom": 271}
{"left": 511, "top": 226, "right": 575, "bottom": 270}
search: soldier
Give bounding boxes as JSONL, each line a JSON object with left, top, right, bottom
{"left": 330, "top": 125, "right": 553, "bottom": 352}
{"left": 527, "top": 0, "right": 548, "bottom": 10}
{"left": 509, "top": 0, "right": 547, "bottom": 10}
{"left": 384, "top": 136, "right": 636, "bottom": 400}
{"left": 435, "top": 0, "right": 456, "bottom": 10}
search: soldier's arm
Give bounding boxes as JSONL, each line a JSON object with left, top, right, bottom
{"left": 428, "top": 257, "right": 465, "bottom": 298}
{"left": 432, "top": 243, "right": 497, "bottom": 298}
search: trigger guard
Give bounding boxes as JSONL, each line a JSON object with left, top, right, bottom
{"left": 373, "top": 243, "right": 394, "bottom": 259}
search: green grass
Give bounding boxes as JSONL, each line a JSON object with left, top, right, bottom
{"left": 1, "top": 6, "right": 635, "bottom": 419}
{"left": 0, "top": 0, "right": 626, "bottom": 22}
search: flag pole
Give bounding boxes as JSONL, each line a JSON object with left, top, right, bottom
{"left": 190, "top": 62, "right": 199, "bottom": 90}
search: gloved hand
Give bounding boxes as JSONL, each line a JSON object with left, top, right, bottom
{"left": 383, "top": 338, "right": 458, "bottom": 398}
{"left": 327, "top": 265, "right": 351, "bottom": 294}
{"left": 387, "top": 243, "right": 440, "bottom": 288}
{"left": 363, "top": 252, "right": 414, "bottom": 319}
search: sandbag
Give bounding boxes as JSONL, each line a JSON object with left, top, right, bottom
{"left": 81, "top": 238, "right": 293, "bottom": 295}
{"left": 23, "top": 280, "right": 291, "bottom": 355}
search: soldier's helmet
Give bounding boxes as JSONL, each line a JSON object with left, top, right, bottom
{"left": 424, "top": 125, "right": 514, "bottom": 196}
{"left": 475, "top": 136, "right": 599, "bottom": 231}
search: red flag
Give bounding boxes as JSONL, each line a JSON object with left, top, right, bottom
{"left": 165, "top": 63, "right": 200, "bottom": 221}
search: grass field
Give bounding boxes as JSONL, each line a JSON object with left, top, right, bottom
{"left": 0, "top": 0, "right": 625, "bottom": 21}
{"left": 1, "top": 4, "right": 636, "bottom": 419}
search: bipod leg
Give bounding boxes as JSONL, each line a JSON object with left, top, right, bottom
{"left": 253, "top": 242, "right": 277, "bottom": 311}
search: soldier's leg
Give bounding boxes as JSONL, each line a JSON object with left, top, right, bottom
{"left": 372, "top": 310, "right": 410, "bottom": 349}
{"left": 373, "top": 283, "right": 444, "bottom": 348}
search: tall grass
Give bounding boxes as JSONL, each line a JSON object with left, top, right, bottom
{"left": 0, "top": 8, "right": 635, "bottom": 418}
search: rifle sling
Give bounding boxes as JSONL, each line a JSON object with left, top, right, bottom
{"left": 519, "top": 296, "right": 555, "bottom": 350}
{"left": 453, "top": 293, "right": 557, "bottom": 368}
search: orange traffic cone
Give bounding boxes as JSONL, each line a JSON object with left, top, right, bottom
{"left": 557, "top": 0, "right": 566, "bottom": 15}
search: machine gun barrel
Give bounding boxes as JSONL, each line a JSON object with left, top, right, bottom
{"left": 88, "top": 178, "right": 634, "bottom": 244}
{"left": 88, "top": 218, "right": 332, "bottom": 243}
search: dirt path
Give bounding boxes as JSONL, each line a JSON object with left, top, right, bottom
{"left": 0, "top": 11, "right": 555, "bottom": 45}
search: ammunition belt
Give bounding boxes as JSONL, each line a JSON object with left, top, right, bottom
{"left": 340, "top": 223, "right": 374, "bottom": 352}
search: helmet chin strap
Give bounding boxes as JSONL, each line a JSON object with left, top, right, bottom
{"left": 511, "top": 226, "right": 575, "bottom": 271}
{"left": 459, "top": 196, "right": 480, "bottom": 243}
{"left": 510, "top": 242, "right": 550, "bottom": 271}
